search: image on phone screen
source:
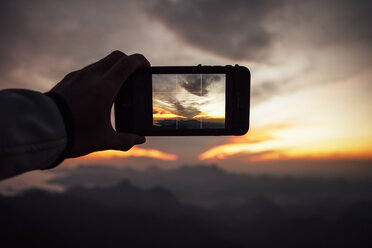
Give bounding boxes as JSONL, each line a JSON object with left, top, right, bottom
{"left": 152, "top": 73, "right": 226, "bottom": 129}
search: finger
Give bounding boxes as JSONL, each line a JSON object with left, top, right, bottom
{"left": 103, "top": 53, "right": 151, "bottom": 93}
{"left": 85, "top": 50, "right": 127, "bottom": 73}
{"left": 109, "top": 132, "right": 146, "bottom": 151}
{"left": 56, "top": 51, "right": 126, "bottom": 87}
{"left": 60, "top": 70, "right": 80, "bottom": 82}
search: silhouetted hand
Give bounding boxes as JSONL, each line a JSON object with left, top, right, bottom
{"left": 47, "top": 51, "right": 150, "bottom": 158}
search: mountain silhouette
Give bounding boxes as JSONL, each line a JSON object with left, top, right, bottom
{"left": 51, "top": 165, "right": 372, "bottom": 207}
{"left": 66, "top": 180, "right": 179, "bottom": 208}
{"left": 1, "top": 178, "right": 372, "bottom": 247}
{"left": 0, "top": 182, "right": 242, "bottom": 248}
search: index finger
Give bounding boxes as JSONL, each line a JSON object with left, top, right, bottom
{"left": 104, "top": 53, "right": 150, "bottom": 93}
{"left": 86, "top": 50, "right": 127, "bottom": 74}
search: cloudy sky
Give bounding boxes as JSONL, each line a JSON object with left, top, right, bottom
{"left": 152, "top": 73, "right": 226, "bottom": 129}
{"left": 0, "top": 0, "right": 372, "bottom": 185}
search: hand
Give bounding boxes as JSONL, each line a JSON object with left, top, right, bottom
{"left": 47, "top": 51, "right": 150, "bottom": 158}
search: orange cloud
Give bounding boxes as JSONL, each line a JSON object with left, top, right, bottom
{"left": 199, "top": 120, "right": 372, "bottom": 161}
{"left": 153, "top": 106, "right": 185, "bottom": 119}
{"left": 230, "top": 122, "right": 294, "bottom": 143}
{"left": 199, "top": 143, "right": 254, "bottom": 160}
{"left": 199, "top": 122, "right": 295, "bottom": 160}
{"left": 193, "top": 111, "right": 225, "bottom": 119}
{"left": 84, "top": 147, "right": 178, "bottom": 161}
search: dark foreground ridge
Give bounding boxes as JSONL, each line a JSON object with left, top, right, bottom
{"left": 1, "top": 178, "right": 372, "bottom": 248}
{"left": 51, "top": 165, "right": 372, "bottom": 207}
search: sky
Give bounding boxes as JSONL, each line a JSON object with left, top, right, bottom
{"left": 152, "top": 73, "right": 226, "bottom": 129}
{"left": 0, "top": 0, "right": 372, "bottom": 186}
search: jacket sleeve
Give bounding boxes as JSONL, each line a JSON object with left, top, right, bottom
{"left": 0, "top": 89, "right": 67, "bottom": 180}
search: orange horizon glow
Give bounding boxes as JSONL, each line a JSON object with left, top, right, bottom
{"left": 199, "top": 120, "right": 372, "bottom": 162}
{"left": 192, "top": 111, "right": 225, "bottom": 119}
{"left": 199, "top": 69, "right": 372, "bottom": 163}
{"left": 153, "top": 106, "right": 186, "bottom": 119}
{"left": 199, "top": 142, "right": 372, "bottom": 161}
{"left": 84, "top": 147, "right": 178, "bottom": 161}
{"left": 153, "top": 107, "right": 225, "bottom": 120}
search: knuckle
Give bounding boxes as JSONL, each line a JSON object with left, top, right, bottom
{"left": 122, "top": 144, "right": 133, "bottom": 151}
{"left": 131, "top": 53, "right": 144, "bottom": 59}
{"left": 130, "top": 53, "right": 150, "bottom": 66}
{"left": 62, "top": 70, "right": 78, "bottom": 81}
{"left": 111, "top": 50, "right": 126, "bottom": 57}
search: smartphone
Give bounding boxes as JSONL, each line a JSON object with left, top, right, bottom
{"left": 115, "top": 65, "right": 250, "bottom": 136}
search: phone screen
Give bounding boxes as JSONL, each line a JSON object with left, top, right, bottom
{"left": 152, "top": 73, "right": 226, "bottom": 129}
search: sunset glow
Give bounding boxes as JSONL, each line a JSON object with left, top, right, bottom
{"left": 152, "top": 73, "right": 226, "bottom": 129}
{"left": 84, "top": 147, "right": 178, "bottom": 161}
{"left": 153, "top": 106, "right": 185, "bottom": 119}
{"left": 0, "top": 0, "right": 371, "bottom": 180}
{"left": 193, "top": 111, "right": 225, "bottom": 119}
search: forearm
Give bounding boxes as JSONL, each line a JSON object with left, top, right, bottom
{"left": 0, "top": 89, "right": 67, "bottom": 180}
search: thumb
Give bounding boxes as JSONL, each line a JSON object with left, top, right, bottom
{"left": 109, "top": 132, "right": 146, "bottom": 151}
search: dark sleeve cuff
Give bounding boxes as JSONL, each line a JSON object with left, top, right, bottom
{"left": 43, "top": 91, "right": 74, "bottom": 169}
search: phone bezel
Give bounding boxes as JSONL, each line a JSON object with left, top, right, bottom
{"left": 115, "top": 66, "right": 250, "bottom": 136}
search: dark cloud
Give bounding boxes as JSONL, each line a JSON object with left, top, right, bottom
{"left": 1, "top": 0, "right": 371, "bottom": 105}
{"left": 153, "top": 92, "right": 202, "bottom": 118}
{"left": 174, "top": 100, "right": 201, "bottom": 118}
{"left": 179, "top": 74, "right": 222, "bottom": 96}
{"left": 288, "top": 0, "right": 372, "bottom": 45}
{"left": 179, "top": 74, "right": 201, "bottom": 95}
{"left": 0, "top": 0, "right": 141, "bottom": 89}
{"left": 152, "top": 74, "right": 177, "bottom": 92}
{"left": 251, "top": 81, "right": 280, "bottom": 104}
{"left": 140, "top": 0, "right": 372, "bottom": 62}
{"left": 141, "top": 0, "right": 281, "bottom": 61}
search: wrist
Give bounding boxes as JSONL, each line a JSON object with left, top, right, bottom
{"left": 44, "top": 91, "right": 74, "bottom": 166}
